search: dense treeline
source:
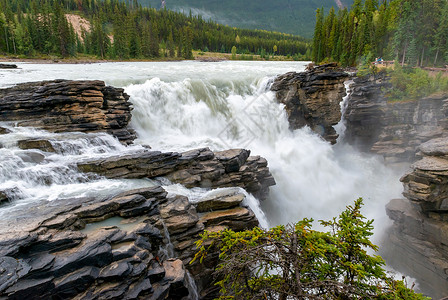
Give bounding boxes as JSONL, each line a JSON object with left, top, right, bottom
{"left": 313, "top": 0, "right": 448, "bottom": 67}
{"left": 0, "top": 0, "right": 311, "bottom": 59}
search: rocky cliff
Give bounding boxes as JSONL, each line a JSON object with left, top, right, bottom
{"left": 384, "top": 138, "right": 448, "bottom": 298}
{"left": 344, "top": 73, "right": 448, "bottom": 163}
{"left": 343, "top": 73, "right": 448, "bottom": 297}
{"left": 0, "top": 80, "right": 136, "bottom": 144}
{"left": 271, "top": 63, "right": 349, "bottom": 144}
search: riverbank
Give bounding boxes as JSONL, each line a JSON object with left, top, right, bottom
{"left": 0, "top": 51, "right": 303, "bottom": 64}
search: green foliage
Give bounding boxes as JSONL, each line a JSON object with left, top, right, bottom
{"left": 0, "top": 0, "right": 311, "bottom": 59}
{"left": 231, "top": 45, "right": 237, "bottom": 60}
{"left": 314, "top": 0, "right": 448, "bottom": 67}
{"left": 140, "top": 0, "right": 353, "bottom": 39}
{"left": 387, "top": 65, "right": 448, "bottom": 101}
{"left": 356, "top": 52, "right": 377, "bottom": 77}
{"left": 192, "top": 198, "right": 430, "bottom": 299}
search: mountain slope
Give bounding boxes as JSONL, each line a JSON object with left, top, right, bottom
{"left": 138, "top": 0, "right": 353, "bottom": 38}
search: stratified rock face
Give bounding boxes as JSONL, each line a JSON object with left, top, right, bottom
{"left": 77, "top": 148, "right": 275, "bottom": 201}
{"left": 344, "top": 73, "right": 448, "bottom": 163}
{"left": 385, "top": 137, "right": 448, "bottom": 297}
{"left": 0, "top": 80, "right": 136, "bottom": 144}
{"left": 271, "top": 63, "right": 349, "bottom": 144}
{"left": 0, "top": 184, "right": 260, "bottom": 299}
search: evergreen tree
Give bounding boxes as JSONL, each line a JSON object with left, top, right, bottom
{"left": 312, "top": 7, "right": 324, "bottom": 63}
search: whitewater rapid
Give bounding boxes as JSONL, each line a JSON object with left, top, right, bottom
{"left": 0, "top": 61, "right": 403, "bottom": 239}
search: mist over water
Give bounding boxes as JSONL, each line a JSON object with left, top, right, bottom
{"left": 1, "top": 61, "right": 403, "bottom": 241}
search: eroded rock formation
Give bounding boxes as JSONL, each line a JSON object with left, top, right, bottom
{"left": 385, "top": 137, "right": 448, "bottom": 298}
{"left": 344, "top": 73, "right": 448, "bottom": 163}
{"left": 343, "top": 73, "right": 448, "bottom": 297}
{"left": 0, "top": 80, "right": 136, "bottom": 144}
{"left": 0, "top": 185, "right": 260, "bottom": 299}
{"left": 271, "top": 63, "right": 349, "bottom": 144}
{"left": 77, "top": 148, "right": 275, "bottom": 201}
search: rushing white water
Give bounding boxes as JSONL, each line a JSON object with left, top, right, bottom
{"left": 0, "top": 61, "right": 403, "bottom": 242}
{"left": 0, "top": 124, "right": 157, "bottom": 219}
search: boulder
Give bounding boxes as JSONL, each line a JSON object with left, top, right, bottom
{"left": 0, "top": 63, "right": 17, "bottom": 69}
{"left": 0, "top": 127, "right": 11, "bottom": 134}
{"left": 17, "top": 139, "right": 55, "bottom": 152}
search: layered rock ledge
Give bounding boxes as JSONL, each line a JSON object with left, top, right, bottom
{"left": 0, "top": 184, "right": 260, "bottom": 299}
{"left": 344, "top": 73, "right": 448, "bottom": 163}
{"left": 271, "top": 63, "right": 349, "bottom": 144}
{"left": 77, "top": 148, "right": 275, "bottom": 201}
{"left": 385, "top": 137, "right": 448, "bottom": 298}
{"left": 0, "top": 80, "right": 136, "bottom": 144}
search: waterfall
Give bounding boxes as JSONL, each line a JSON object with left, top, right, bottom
{"left": 127, "top": 69, "right": 402, "bottom": 238}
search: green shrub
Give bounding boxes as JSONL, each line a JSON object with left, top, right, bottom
{"left": 387, "top": 65, "right": 448, "bottom": 101}
{"left": 193, "top": 198, "right": 429, "bottom": 300}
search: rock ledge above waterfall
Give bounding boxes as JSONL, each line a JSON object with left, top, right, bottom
{"left": 0, "top": 80, "right": 136, "bottom": 144}
{"left": 271, "top": 63, "right": 349, "bottom": 144}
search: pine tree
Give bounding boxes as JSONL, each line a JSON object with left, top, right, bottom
{"left": 312, "top": 7, "right": 324, "bottom": 63}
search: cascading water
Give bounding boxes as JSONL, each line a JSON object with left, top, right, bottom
{"left": 125, "top": 64, "right": 403, "bottom": 241}
{"left": 0, "top": 124, "right": 156, "bottom": 219}
{"left": 1, "top": 61, "right": 403, "bottom": 236}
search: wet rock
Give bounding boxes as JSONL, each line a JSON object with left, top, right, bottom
{"left": 163, "top": 259, "right": 189, "bottom": 299}
{"left": 0, "top": 80, "right": 135, "bottom": 144}
{"left": 0, "top": 232, "right": 38, "bottom": 257}
{"left": 0, "top": 63, "right": 17, "bottom": 69}
{"left": 0, "top": 127, "right": 11, "bottom": 134}
{"left": 195, "top": 188, "right": 245, "bottom": 212}
{"left": 98, "top": 260, "right": 132, "bottom": 279}
{"left": 200, "top": 207, "right": 257, "bottom": 231}
{"left": 272, "top": 63, "right": 349, "bottom": 144}
{"left": 0, "top": 145, "right": 268, "bottom": 300}
{"left": 50, "top": 228, "right": 116, "bottom": 276}
{"left": 123, "top": 277, "right": 152, "bottom": 299}
{"left": 160, "top": 197, "right": 199, "bottom": 235}
{"left": 215, "top": 149, "right": 250, "bottom": 172}
{"left": 16, "top": 150, "right": 46, "bottom": 163}
{"left": 150, "top": 282, "right": 170, "bottom": 300}
{"left": 17, "top": 139, "right": 55, "bottom": 152}
{"left": 78, "top": 148, "right": 275, "bottom": 200}
{"left": 0, "top": 257, "right": 31, "bottom": 293}
{"left": 0, "top": 187, "right": 21, "bottom": 205}
{"left": 147, "top": 260, "right": 166, "bottom": 282}
{"left": 53, "top": 266, "right": 100, "bottom": 299}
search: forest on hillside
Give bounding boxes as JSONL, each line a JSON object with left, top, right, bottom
{"left": 313, "top": 0, "right": 448, "bottom": 67}
{"left": 0, "top": 0, "right": 311, "bottom": 60}
{"left": 138, "top": 0, "right": 354, "bottom": 38}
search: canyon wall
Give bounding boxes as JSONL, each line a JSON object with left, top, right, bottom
{"left": 344, "top": 73, "right": 448, "bottom": 297}
{"left": 344, "top": 73, "right": 448, "bottom": 163}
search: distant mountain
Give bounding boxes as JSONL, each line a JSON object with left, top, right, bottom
{"left": 137, "top": 0, "right": 353, "bottom": 38}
